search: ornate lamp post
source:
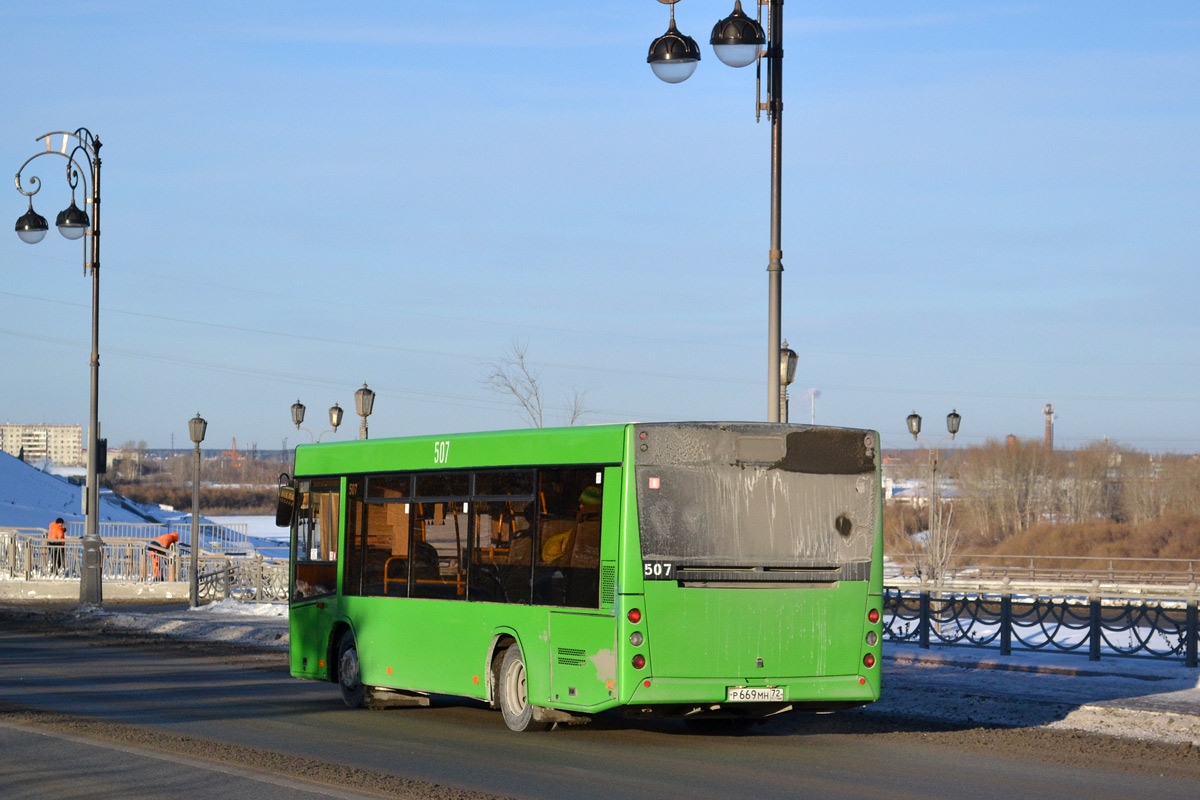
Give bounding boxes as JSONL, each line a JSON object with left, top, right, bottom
{"left": 648, "top": 1, "right": 787, "bottom": 421}
{"left": 14, "top": 129, "right": 105, "bottom": 606}
{"left": 188, "top": 413, "right": 207, "bottom": 609}
{"left": 354, "top": 383, "right": 375, "bottom": 440}
{"left": 291, "top": 399, "right": 344, "bottom": 442}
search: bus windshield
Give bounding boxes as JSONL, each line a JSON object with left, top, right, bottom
{"left": 634, "top": 424, "right": 877, "bottom": 573}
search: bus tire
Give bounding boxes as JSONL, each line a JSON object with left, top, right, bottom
{"left": 337, "top": 630, "right": 367, "bottom": 708}
{"left": 498, "top": 645, "right": 550, "bottom": 732}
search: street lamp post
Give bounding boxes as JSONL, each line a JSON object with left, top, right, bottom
{"left": 291, "top": 399, "right": 344, "bottom": 442}
{"left": 14, "top": 129, "right": 105, "bottom": 606}
{"left": 906, "top": 409, "right": 962, "bottom": 583}
{"left": 188, "top": 413, "right": 207, "bottom": 609}
{"left": 779, "top": 341, "right": 798, "bottom": 423}
{"left": 354, "top": 383, "right": 375, "bottom": 440}
{"left": 648, "top": 1, "right": 786, "bottom": 421}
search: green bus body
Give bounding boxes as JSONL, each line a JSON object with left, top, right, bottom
{"left": 286, "top": 422, "right": 883, "bottom": 730}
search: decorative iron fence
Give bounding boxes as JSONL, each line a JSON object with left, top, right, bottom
{"left": 196, "top": 556, "right": 288, "bottom": 603}
{"left": 885, "top": 579, "right": 1200, "bottom": 667}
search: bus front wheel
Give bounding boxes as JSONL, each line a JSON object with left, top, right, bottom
{"left": 337, "top": 631, "right": 367, "bottom": 708}
{"left": 498, "top": 645, "right": 550, "bottom": 732}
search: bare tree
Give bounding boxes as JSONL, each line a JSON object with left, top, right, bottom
{"left": 484, "top": 340, "right": 593, "bottom": 428}
{"left": 958, "top": 437, "right": 1056, "bottom": 543}
{"left": 1056, "top": 442, "right": 1118, "bottom": 524}
{"left": 565, "top": 387, "right": 593, "bottom": 427}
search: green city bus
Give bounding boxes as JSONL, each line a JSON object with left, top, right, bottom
{"left": 278, "top": 422, "right": 883, "bottom": 732}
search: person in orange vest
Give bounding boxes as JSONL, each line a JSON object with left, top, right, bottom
{"left": 148, "top": 532, "right": 179, "bottom": 580}
{"left": 47, "top": 518, "right": 66, "bottom": 576}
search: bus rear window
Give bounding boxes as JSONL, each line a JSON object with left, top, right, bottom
{"left": 634, "top": 425, "right": 877, "bottom": 568}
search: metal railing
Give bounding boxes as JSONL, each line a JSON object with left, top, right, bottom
{"left": 63, "top": 520, "right": 253, "bottom": 554}
{"left": 1, "top": 527, "right": 287, "bottom": 603}
{"left": 196, "top": 555, "right": 289, "bottom": 603}
{"left": 886, "top": 553, "right": 1200, "bottom": 586}
{"left": 885, "top": 577, "right": 1200, "bottom": 667}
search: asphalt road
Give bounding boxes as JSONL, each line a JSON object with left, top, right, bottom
{"left": 0, "top": 626, "right": 1197, "bottom": 800}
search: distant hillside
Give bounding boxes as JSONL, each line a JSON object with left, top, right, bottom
{"left": 0, "top": 450, "right": 188, "bottom": 529}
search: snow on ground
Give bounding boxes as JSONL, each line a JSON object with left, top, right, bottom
{"left": 69, "top": 600, "right": 289, "bottom": 648}
{"left": 188, "top": 597, "right": 287, "bottom": 617}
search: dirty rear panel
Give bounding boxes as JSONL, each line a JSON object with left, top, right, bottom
{"left": 634, "top": 423, "right": 878, "bottom": 581}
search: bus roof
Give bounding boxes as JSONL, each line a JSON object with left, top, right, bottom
{"left": 292, "top": 423, "right": 631, "bottom": 477}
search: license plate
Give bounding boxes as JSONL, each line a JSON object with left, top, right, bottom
{"left": 726, "top": 686, "right": 784, "bottom": 702}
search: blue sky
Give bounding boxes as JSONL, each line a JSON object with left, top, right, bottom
{"left": 1, "top": 1, "right": 1197, "bottom": 454}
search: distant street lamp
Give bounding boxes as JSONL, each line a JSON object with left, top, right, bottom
{"left": 779, "top": 341, "right": 798, "bottom": 423}
{"left": 647, "top": 1, "right": 787, "bottom": 421}
{"left": 354, "top": 383, "right": 375, "bottom": 440}
{"left": 188, "top": 413, "right": 207, "bottom": 609}
{"left": 14, "top": 128, "right": 105, "bottom": 606}
{"left": 906, "top": 409, "right": 962, "bottom": 583}
{"left": 290, "top": 399, "right": 343, "bottom": 442}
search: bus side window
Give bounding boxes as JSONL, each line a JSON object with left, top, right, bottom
{"left": 533, "top": 468, "right": 602, "bottom": 609}
{"left": 410, "top": 501, "right": 466, "bottom": 600}
{"left": 354, "top": 500, "right": 411, "bottom": 597}
{"left": 469, "top": 500, "right": 532, "bottom": 604}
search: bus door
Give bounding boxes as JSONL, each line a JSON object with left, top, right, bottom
{"left": 290, "top": 478, "right": 342, "bottom": 679}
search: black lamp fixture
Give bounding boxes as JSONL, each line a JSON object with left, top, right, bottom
{"left": 354, "top": 383, "right": 375, "bottom": 440}
{"left": 907, "top": 411, "right": 922, "bottom": 440}
{"left": 779, "top": 341, "right": 798, "bottom": 388}
{"left": 710, "top": 0, "right": 765, "bottom": 68}
{"left": 647, "top": 2, "right": 702, "bottom": 83}
{"left": 778, "top": 340, "right": 799, "bottom": 423}
{"left": 188, "top": 413, "right": 208, "bottom": 445}
{"left": 946, "top": 409, "right": 961, "bottom": 439}
{"left": 55, "top": 190, "right": 89, "bottom": 240}
{"left": 15, "top": 198, "right": 48, "bottom": 243}
{"left": 291, "top": 399, "right": 306, "bottom": 429}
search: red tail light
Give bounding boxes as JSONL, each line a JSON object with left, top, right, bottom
{"left": 632, "top": 654, "right": 646, "bottom": 669}
{"left": 627, "top": 608, "right": 642, "bottom": 624}
{"left": 863, "top": 653, "right": 876, "bottom": 669}
{"left": 868, "top": 608, "right": 880, "bottom": 624}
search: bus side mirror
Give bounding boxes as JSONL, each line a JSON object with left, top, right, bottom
{"left": 276, "top": 473, "right": 296, "bottom": 528}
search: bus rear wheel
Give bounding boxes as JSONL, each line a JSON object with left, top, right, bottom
{"left": 498, "top": 645, "right": 550, "bottom": 732}
{"left": 337, "top": 631, "right": 367, "bottom": 708}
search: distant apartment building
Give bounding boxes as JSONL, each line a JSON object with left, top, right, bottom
{"left": 0, "top": 424, "right": 84, "bottom": 466}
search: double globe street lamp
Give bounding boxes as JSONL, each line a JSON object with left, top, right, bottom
{"left": 14, "top": 128, "right": 105, "bottom": 606}
{"left": 291, "top": 383, "right": 375, "bottom": 442}
{"left": 906, "top": 409, "right": 962, "bottom": 582}
{"left": 647, "top": 1, "right": 790, "bottom": 422}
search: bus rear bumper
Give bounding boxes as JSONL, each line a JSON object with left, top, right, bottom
{"left": 622, "top": 674, "right": 879, "bottom": 717}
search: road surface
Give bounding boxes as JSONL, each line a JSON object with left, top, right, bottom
{"left": 0, "top": 623, "right": 1196, "bottom": 799}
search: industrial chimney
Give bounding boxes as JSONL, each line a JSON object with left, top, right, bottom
{"left": 1044, "top": 404, "right": 1054, "bottom": 451}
